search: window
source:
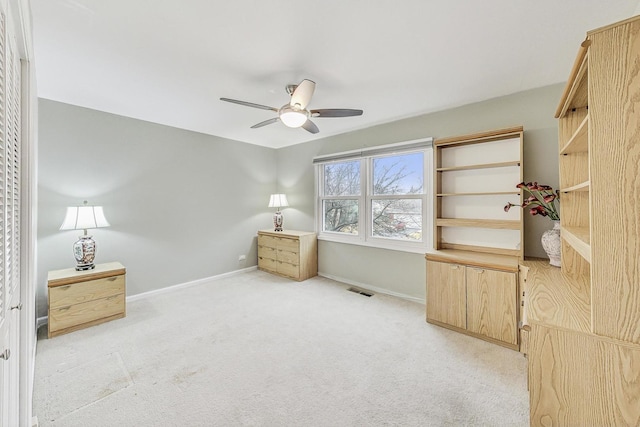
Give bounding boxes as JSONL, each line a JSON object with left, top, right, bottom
{"left": 315, "top": 138, "right": 433, "bottom": 252}
{"left": 322, "top": 160, "right": 360, "bottom": 234}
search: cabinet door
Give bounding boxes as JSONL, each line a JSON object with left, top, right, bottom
{"left": 426, "top": 260, "right": 466, "bottom": 329}
{"left": 466, "top": 267, "right": 517, "bottom": 345}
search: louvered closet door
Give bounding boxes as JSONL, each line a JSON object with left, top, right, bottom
{"left": 0, "top": 5, "right": 21, "bottom": 425}
{"left": 0, "top": 9, "right": 9, "bottom": 425}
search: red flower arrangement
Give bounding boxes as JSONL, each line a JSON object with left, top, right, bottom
{"left": 504, "top": 182, "right": 559, "bottom": 220}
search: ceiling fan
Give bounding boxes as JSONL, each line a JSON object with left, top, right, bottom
{"left": 220, "top": 79, "right": 363, "bottom": 134}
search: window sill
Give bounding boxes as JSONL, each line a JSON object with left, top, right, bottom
{"left": 317, "top": 233, "right": 429, "bottom": 254}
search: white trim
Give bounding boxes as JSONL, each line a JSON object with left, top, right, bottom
{"left": 318, "top": 233, "right": 428, "bottom": 254}
{"left": 319, "top": 272, "right": 424, "bottom": 304}
{"left": 126, "top": 266, "right": 258, "bottom": 302}
{"left": 313, "top": 137, "right": 434, "bottom": 164}
{"left": 35, "top": 317, "right": 46, "bottom": 331}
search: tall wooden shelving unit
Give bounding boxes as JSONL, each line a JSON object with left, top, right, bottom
{"left": 426, "top": 127, "right": 525, "bottom": 350}
{"left": 522, "top": 15, "right": 640, "bottom": 425}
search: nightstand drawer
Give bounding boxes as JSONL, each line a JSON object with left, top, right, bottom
{"left": 277, "top": 250, "right": 299, "bottom": 265}
{"left": 257, "top": 245, "right": 277, "bottom": 260}
{"left": 49, "top": 275, "right": 125, "bottom": 309}
{"left": 258, "top": 235, "right": 278, "bottom": 249}
{"left": 277, "top": 261, "right": 299, "bottom": 278}
{"left": 49, "top": 293, "right": 125, "bottom": 333}
{"left": 275, "top": 237, "right": 298, "bottom": 252}
{"left": 258, "top": 256, "right": 277, "bottom": 272}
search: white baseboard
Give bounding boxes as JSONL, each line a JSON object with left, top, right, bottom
{"left": 126, "top": 265, "right": 258, "bottom": 302}
{"left": 36, "top": 316, "right": 47, "bottom": 330}
{"left": 318, "top": 272, "right": 425, "bottom": 304}
{"left": 37, "top": 266, "right": 259, "bottom": 326}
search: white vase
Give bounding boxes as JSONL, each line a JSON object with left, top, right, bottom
{"left": 541, "top": 220, "right": 561, "bottom": 267}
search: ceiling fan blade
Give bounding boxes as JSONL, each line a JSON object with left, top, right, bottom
{"left": 251, "top": 117, "right": 280, "bottom": 129}
{"left": 220, "top": 97, "right": 278, "bottom": 112}
{"left": 311, "top": 109, "right": 363, "bottom": 118}
{"left": 290, "top": 79, "right": 315, "bottom": 109}
{"left": 302, "top": 119, "right": 319, "bottom": 134}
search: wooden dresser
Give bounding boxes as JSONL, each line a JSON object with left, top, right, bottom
{"left": 257, "top": 230, "right": 317, "bottom": 281}
{"left": 48, "top": 262, "right": 126, "bottom": 338}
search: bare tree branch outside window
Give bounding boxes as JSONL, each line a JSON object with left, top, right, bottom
{"left": 320, "top": 151, "right": 425, "bottom": 241}
{"left": 372, "top": 153, "right": 424, "bottom": 240}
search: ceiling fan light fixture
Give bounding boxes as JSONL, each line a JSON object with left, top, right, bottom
{"left": 279, "top": 105, "right": 308, "bottom": 128}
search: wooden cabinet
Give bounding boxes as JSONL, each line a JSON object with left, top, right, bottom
{"left": 47, "top": 262, "right": 126, "bottom": 338}
{"left": 426, "top": 260, "right": 466, "bottom": 329}
{"left": 524, "top": 15, "right": 640, "bottom": 426}
{"left": 466, "top": 266, "right": 517, "bottom": 345}
{"left": 257, "top": 230, "right": 317, "bottom": 281}
{"left": 426, "top": 251, "right": 519, "bottom": 350}
{"left": 434, "top": 127, "right": 524, "bottom": 259}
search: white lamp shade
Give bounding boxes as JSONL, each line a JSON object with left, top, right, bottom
{"left": 60, "top": 205, "right": 110, "bottom": 231}
{"left": 268, "top": 194, "right": 289, "bottom": 209}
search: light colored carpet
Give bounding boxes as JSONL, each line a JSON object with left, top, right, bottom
{"left": 34, "top": 270, "right": 529, "bottom": 426}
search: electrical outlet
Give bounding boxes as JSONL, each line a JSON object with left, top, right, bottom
{"left": 238, "top": 255, "right": 246, "bottom": 261}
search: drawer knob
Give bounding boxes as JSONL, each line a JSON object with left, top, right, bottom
{"left": 0, "top": 349, "right": 9, "bottom": 360}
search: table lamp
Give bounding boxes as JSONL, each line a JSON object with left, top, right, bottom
{"left": 60, "top": 201, "right": 110, "bottom": 270}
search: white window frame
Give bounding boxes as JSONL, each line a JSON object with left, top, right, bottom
{"left": 314, "top": 138, "right": 433, "bottom": 254}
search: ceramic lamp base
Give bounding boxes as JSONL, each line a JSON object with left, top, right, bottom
{"left": 273, "top": 210, "right": 284, "bottom": 232}
{"left": 73, "top": 235, "right": 96, "bottom": 271}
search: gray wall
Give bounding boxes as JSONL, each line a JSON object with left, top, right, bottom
{"left": 277, "top": 83, "right": 563, "bottom": 301}
{"left": 37, "top": 99, "right": 276, "bottom": 317}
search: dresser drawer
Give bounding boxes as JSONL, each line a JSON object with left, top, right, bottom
{"left": 49, "top": 275, "right": 125, "bottom": 309}
{"left": 275, "top": 237, "right": 299, "bottom": 252}
{"left": 257, "top": 245, "right": 277, "bottom": 260}
{"left": 258, "top": 235, "right": 278, "bottom": 249}
{"left": 277, "top": 261, "right": 299, "bottom": 279}
{"left": 49, "top": 293, "right": 125, "bottom": 333}
{"left": 277, "top": 250, "right": 299, "bottom": 265}
{"left": 258, "top": 256, "right": 277, "bottom": 272}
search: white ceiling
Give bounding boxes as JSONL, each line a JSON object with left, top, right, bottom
{"left": 32, "top": 0, "right": 639, "bottom": 149}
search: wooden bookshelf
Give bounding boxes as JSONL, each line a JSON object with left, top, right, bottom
{"left": 433, "top": 127, "right": 524, "bottom": 259}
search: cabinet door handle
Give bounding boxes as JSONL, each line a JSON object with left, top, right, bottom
{"left": 450, "top": 265, "right": 461, "bottom": 270}
{"left": 0, "top": 349, "right": 9, "bottom": 360}
{"left": 107, "top": 277, "right": 118, "bottom": 282}
{"left": 471, "top": 268, "right": 485, "bottom": 274}
{"left": 10, "top": 302, "right": 22, "bottom": 310}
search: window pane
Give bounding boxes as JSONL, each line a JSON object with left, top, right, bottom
{"left": 373, "top": 152, "right": 423, "bottom": 195}
{"left": 372, "top": 199, "right": 422, "bottom": 240}
{"left": 324, "top": 161, "right": 360, "bottom": 196}
{"left": 323, "top": 199, "right": 359, "bottom": 234}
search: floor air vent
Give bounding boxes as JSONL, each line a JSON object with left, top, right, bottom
{"left": 347, "top": 287, "right": 373, "bottom": 297}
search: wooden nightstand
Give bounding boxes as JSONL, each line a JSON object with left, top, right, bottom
{"left": 257, "top": 230, "right": 317, "bottom": 281}
{"left": 47, "top": 262, "right": 126, "bottom": 338}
